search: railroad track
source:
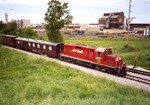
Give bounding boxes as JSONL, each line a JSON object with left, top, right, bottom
{"left": 126, "top": 74, "right": 150, "bottom": 85}
{"left": 127, "top": 68, "right": 150, "bottom": 76}
{"left": 126, "top": 68, "right": 150, "bottom": 85}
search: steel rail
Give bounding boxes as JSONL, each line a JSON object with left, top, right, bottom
{"left": 127, "top": 68, "right": 150, "bottom": 77}
{"left": 126, "top": 74, "right": 150, "bottom": 85}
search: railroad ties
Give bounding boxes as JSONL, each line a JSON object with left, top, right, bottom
{"left": 126, "top": 68, "right": 150, "bottom": 85}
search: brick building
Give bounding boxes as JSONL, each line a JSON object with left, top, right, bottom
{"left": 99, "top": 12, "right": 125, "bottom": 29}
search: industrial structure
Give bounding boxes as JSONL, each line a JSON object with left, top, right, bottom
{"left": 98, "top": 12, "right": 125, "bottom": 29}
{"left": 5, "top": 13, "right": 8, "bottom": 24}
{"left": 12, "top": 19, "right": 31, "bottom": 28}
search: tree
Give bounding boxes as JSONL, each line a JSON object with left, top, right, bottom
{"left": 19, "top": 27, "right": 37, "bottom": 39}
{"left": 44, "top": 0, "right": 73, "bottom": 43}
{"left": 0, "top": 21, "right": 17, "bottom": 35}
{"left": 0, "top": 21, "right": 6, "bottom": 31}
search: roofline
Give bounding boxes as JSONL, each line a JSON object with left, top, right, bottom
{"left": 130, "top": 23, "right": 150, "bottom": 25}
{"left": 104, "top": 11, "right": 124, "bottom": 14}
{"left": 15, "top": 37, "right": 63, "bottom": 46}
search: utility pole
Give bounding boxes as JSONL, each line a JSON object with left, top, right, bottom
{"left": 127, "top": 0, "right": 132, "bottom": 47}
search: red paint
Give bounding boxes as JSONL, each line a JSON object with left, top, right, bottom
{"left": 63, "top": 43, "right": 126, "bottom": 69}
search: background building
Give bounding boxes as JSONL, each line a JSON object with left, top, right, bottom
{"left": 12, "top": 19, "right": 31, "bottom": 28}
{"left": 130, "top": 23, "right": 150, "bottom": 36}
{"left": 99, "top": 12, "right": 125, "bottom": 29}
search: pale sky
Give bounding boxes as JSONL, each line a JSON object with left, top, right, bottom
{"left": 0, "top": 0, "right": 150, "bottom": 24}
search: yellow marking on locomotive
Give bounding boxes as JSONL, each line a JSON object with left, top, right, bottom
{"left": 97, "top": 59, "right": 101, "bottom": 64}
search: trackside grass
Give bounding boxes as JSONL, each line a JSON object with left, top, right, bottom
{"left": 64, "top": 38, "right": 150, "bottom": 70}
{"left": 0, "top": 46, "right": 150, "bottom": 105}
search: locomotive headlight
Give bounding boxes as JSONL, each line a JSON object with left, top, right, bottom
{"left": 116, "top": 57, "right": 121, "bottom": 61}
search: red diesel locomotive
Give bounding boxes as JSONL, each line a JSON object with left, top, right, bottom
{"left": 60, "top": 43, "right": 126, "bottom": 77}
{"left": 1, "top": 34, "right": 126, "bottom": 77}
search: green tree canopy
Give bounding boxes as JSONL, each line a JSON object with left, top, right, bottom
{"left": 0, "top": 21, "right": 6, "bottom": 31}
{"left": 19, "top": 27, "right": 37, "bottom": 39}
{"left": 0, "top": 21, "right": 17, "bottom": 35}
{"left": 44, "top": 0, "right": 73, "bottom": 43}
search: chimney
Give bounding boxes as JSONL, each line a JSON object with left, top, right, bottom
{"left": 5, "top": 13, "right": 8, "bottom": 24}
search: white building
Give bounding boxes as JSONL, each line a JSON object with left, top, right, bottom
{"left": 11, "top": 19, "right": 31, "bottom": 28}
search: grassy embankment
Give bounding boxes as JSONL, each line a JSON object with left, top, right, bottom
{"left": 0, "top": 45, "right": 150, "bottom": 104}
{"left": 64, "top": 37, "right": 150, "bottom": 70}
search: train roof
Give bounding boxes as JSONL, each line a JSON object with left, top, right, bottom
{"left": 65, "top": 43, "right": 111, "bottom": 52}
{"left": 65, "top": 43, "right": 96, "bottom": 49}
{"left": 15, "top": 37, "right": 62, "bottom": 46}
{"left": 95, "top": 47, "right": 106, "bottom": 52}
{"left": 1, "top": 34, "right": 17, "bottom": 37}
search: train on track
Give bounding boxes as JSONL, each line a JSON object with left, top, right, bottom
{"left": 0, "top": 34, "right": 127, "bottom": 77}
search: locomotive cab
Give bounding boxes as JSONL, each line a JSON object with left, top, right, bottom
{"left": 95, "top": 47, "right": 126, "bottom": 76}
{"left": 95, "top": 47, "right": 112, "bottom": 65}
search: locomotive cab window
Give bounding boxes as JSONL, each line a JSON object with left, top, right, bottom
{"left": 97, "top": 52, "right": 101, "bottom": 57}
{"left": 105, "top": 50, "right": 111, "bottom": 55}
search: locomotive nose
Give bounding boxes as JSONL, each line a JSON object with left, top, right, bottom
{"left": 116, "top": 56, "right": 121, "bottom": 62}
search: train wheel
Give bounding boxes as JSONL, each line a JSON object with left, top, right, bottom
{"left": 119, "top": 70, "right": 126, "bottom": 77}
{"left": 95, "top": 65, "right": 100, "bottom": 70}
{"left": 58, "top": 54, "right": 63, "bottom": 60}
{"left": 91, "top": 64, "right": 95, "bottom": 69}
{"left": 106, "top": 68, "right": 114, "bottom": 74}
{"left": 119, "top": 67, "right": 126, "bottom": 77}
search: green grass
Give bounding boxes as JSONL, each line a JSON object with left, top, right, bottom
{"left": 64, "top": 38, "right": 150, "bottom": 70}
{"left": 0, "top": 47, "right": 150, "bottom": 105}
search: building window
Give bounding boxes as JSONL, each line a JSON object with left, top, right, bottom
{"left": 28, "top": 43, "right": 31, "bottom": 46}
{"left": 37, "top": 44, "right": 40, "bottom": 48}
{"left": 97, "top": 52, "right": 101, "bottom": 57}
{"left": 33, "top": 43, "right": 35, "bottom": 47}
{"left": 43, "top": 45, "right": 46, "bottom": 49}
{"left": 49, "top": 46, "right": 52, "bottom": 51}
{"left": 119, "top": 18, "right": 122, "bottom": 22}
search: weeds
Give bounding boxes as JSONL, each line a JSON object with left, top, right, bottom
{"left": 0, "top": 47, "right": 150, "bottom": 105}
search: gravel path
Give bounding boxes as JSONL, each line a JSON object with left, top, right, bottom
{"left": 4, "top": 46, "right": 150, "bottom": 92}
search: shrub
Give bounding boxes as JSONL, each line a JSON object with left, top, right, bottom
{"left": 121, "top": 45, "right": 136, "bottom": 53}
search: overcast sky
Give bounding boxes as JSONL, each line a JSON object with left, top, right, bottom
{"left": 0, "top": 0, "right": 150, "bottom": 24}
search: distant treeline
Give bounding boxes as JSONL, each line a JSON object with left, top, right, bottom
{"left": 0, "top": 21, "right": 37, "bottom": 39}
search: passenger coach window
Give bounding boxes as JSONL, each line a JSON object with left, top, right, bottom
{"left": 28, "top": 43, "right": 31, "bottom": 46}
{"left": 43, "top": 45, "right": 46, "bottom": 49}
{"left": 37, "top": 44, "right": 40, "bottom": 48}
{"left": 33, "top": 43, "right": 35, "bottom": 47}
{"left": 18, "top": 41, "right": 20, "bottom": 44}
{"left": 49, "top": 46, "right": 52, "bottom": 51}
{"left": 97, "top": 52, "right": 101, "bottom": 57}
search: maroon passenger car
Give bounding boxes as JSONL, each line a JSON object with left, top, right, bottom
{"left": 15, "top": 37, "right": 63, "bottom": 57}
{"left": 1, "top": 35, "right": 17, "bottom": 47}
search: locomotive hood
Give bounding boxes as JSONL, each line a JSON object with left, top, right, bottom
{"left": 107, "top": 54, "right": 121, "bottom": 61}
{"left": 106, "top": 54, "right": 123, "bottom": 67}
